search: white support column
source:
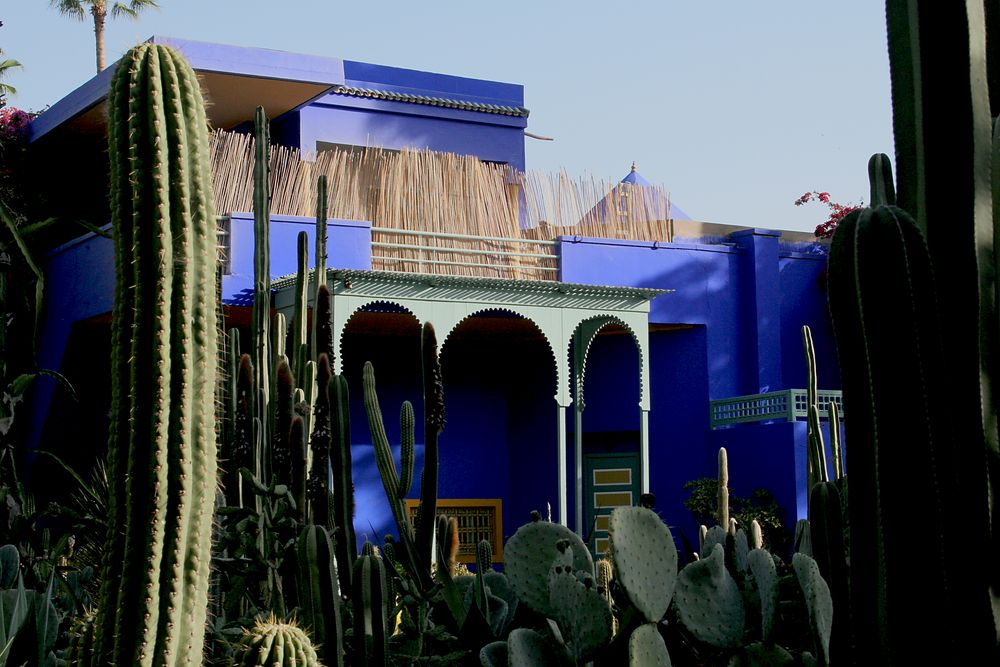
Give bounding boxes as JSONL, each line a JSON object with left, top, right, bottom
{"left": 640, "top": 408, "right": 650, "bottom": 494}
{"left": 557, "top": 402, "right": 568, "bottom": 526}
{"left": 574, "top": 404, "right": 584, "bottom": 535}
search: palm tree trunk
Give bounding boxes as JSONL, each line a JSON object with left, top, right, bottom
{"left": 92, "top": 6, "right": 107, "bottom": 72}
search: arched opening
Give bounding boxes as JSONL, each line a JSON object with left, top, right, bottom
{"left": 339, "top": 301, "right": 422, "bottom": 544}
{"left": 570, "top": 317, "right": 643, "bottom": 553}
{"left": 439, "top": 309, "right": 558, "bottom": 543}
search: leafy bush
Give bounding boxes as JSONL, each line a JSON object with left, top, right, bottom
{"left": 682, "top": 478, "right": 789, "bottom": 554}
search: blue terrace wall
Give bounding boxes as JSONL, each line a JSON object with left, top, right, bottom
{"left": 271, "top": 60, "right": 527, "bottom": 169}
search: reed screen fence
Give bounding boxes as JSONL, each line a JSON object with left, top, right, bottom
{"left": 210, "top": 130, "right": 681, "bottom": 279}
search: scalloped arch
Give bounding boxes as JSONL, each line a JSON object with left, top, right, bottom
{"left": 439, "top": 307, "right": 561, "bottom": 387}
{"left": 569, "top": 314, "right": 647, "bottom": 410}
{"left": 336, "top": 299, "right": 421, "bottom": 371}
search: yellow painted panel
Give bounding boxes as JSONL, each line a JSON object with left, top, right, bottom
{"left": 595, "top": 515, "right": 610, "bottom": 532}
{"left": 594, "top": 491, "right": 632, "bottom": 508}
{"left": 595, "top": 538, "right": 610, "bottom": 554}
{"left": 594, "top": 468, "right": 632, "bottom": 485}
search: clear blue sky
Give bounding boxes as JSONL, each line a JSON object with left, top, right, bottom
{"left": 3, "top": 1, "right": 893, "bottom": 233}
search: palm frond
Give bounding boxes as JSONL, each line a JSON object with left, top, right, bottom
{"left": 49, "top": 0, "right": 88, "bottom": 20}
{"left": 111, "top": 0, "right": 157, "bottom": 19}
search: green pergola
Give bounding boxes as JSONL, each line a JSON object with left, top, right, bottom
{"left": 274, "top": 269, "right": 668, "bottom": 535}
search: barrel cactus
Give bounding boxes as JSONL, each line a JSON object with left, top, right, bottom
{"left": 230, "top": 616, "right": 320, "bottom": 667}
{"left": 92, "top": 43, "right": 219, "bottom": 666}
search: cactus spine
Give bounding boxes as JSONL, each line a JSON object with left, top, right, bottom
{"left": 95, "top": 43, "right": 218, "bottom": 665}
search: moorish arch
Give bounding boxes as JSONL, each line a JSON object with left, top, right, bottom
{"left": 337, "top": 299, "right": 422, "bottom": 396}
{"left": 568, "top": 314, "right": 650, "bottom": 535}
{"left": 272, "top": 268, "right": 665, "bottom": 528}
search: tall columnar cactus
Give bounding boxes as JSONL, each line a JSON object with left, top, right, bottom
{"left": 801, "top": 324, "right": 848, "bottom": 663}
{"left": 296, "top": 524, "right": 344, "bottom": 666}
{"left": 362, "top": 323, "right": 444, "bottom": 597}
{"left": 330, "top": 372, "right": 357, "bottom": 595}
{"left": 828, "top": 154, "right": 996, "bottom": 663}
{"left": 94, "top": 43, "right": 218, "bottom": 665}
{"left": 416, "top": 323, "right": 445, "bottom": 568}
{"left": 352, "top": 554, "right": 389, "bottom": 667}
{"left": 232, "top": 353, "right": 254, "bottom": 508}
{"left": 885, "top": 2, "right": 999, "bottom": 654}
{"left": 292, "top": 230, "right": 309, "bottom": 387}
{"left": 307, "top": 353, "right": 333, "bottom": 527}
{"left": 717, "top": 447, "right": 729, "bottom": 528}
{"left": 311, "top": 176, "right": 328, "bottom": 359}
{"left": 252, "top": 105, "right": 272, "bottom": 490}
{"left": 274, "top": 359, "right": 295, "bottom": 487}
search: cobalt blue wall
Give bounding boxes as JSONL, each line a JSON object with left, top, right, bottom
{"left": 647, "top": 327, "right": 712, "bottom": 549}
{"left": 270, "top": 59, "right": 528, "bottom": 169}
{"left": 224, "top": 213, "right": 371, "bottom": 305}
{"left": 779, "top": 250, "right": 840, "bottom": 390}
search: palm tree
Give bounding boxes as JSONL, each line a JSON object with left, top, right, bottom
{"left": 0, "top": 49, "right": 20, "bottom": 100}
{"left": 50, "top": 1, "right": 158, "bottom": 74}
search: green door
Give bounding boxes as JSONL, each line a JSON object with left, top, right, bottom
{"left": 583, "top": 453, "right": 640, "bottom": 557}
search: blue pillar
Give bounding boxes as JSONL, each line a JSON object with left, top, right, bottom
{"left": 731, "top": 228, "right": 783, "bottom": 395}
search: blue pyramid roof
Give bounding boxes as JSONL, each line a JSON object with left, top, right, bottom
{"left": 619, "top": 163, "right": 691, "bottom": 220}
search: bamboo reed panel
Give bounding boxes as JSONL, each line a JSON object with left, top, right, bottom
{"left": 209, "top": 130, "right": 678, "bottom": 279}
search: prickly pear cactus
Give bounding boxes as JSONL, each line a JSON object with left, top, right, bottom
{"left": 479, "top": 640, "right": 507, "bottom": 667}
{"left": 702, "top": 524, "right": 727, "bottom": 558}
{"left": 507, "top": 628, "right": 569, "bottom": 667}
{"left": 504, "top": 520, "right": 592, "bottom": 617}
{"left": 746, "top": 548, "right": 778, "bottom": 642}
{"left": 673, "top": 544, "right": 745, "bottom": 648}
{"left": 792, "top": 552, "right": 832, "bottom": 665}
{"left": 547, "top": 556, "right": 612, "bottom": 663}
{"left": 230, "top": 616, "right": 320, "bottom": 667}
{"left": 608, "top": 506, "right": 677, "bottom": 623}
{"left": 629, "top": 623, "right": 672, "bottom": 667}
{"left": 726, "top": 642, "right": 795, "bottom": 667}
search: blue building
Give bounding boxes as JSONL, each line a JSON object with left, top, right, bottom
{"left": 26, "top": 37, "right": 842, "bottom": 560}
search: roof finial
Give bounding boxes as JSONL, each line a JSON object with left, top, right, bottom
{"left": 631, "top": 161, "right": 637, "bottom": 172}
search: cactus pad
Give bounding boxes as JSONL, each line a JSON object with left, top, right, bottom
{"left": 504, "top": 521, "right": 592, "bottom": 617}
{"left": 507, "top": 628, "right": 569, "bottom": 667}
{"left": 479, "top": 640, "right": 507, "bottom": 667}
{"left": 725, "top": 642, "right": 794, "bottom": 667}
{"left": 734, "top": 529, "right": 749, "bottom": 572}
{"left": 628, "top": 623, "right": 672, "bottom": 666}
{"left": 608, "top": 506, "right": 677, "bottom": 623}
{"left": 674, "top": 544, "right": 745, "bottom": 648}
{"left": 702, "top": 525, "right": 728, "bottom": 557}
{"left": 747, "top": 548, "right": 778, "bottom": 641}
{"left": 547, "top": 558, "right": 612, "bottom": 663}
{"left": 792, "top": 552, "right": 832, "bottom": 665}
